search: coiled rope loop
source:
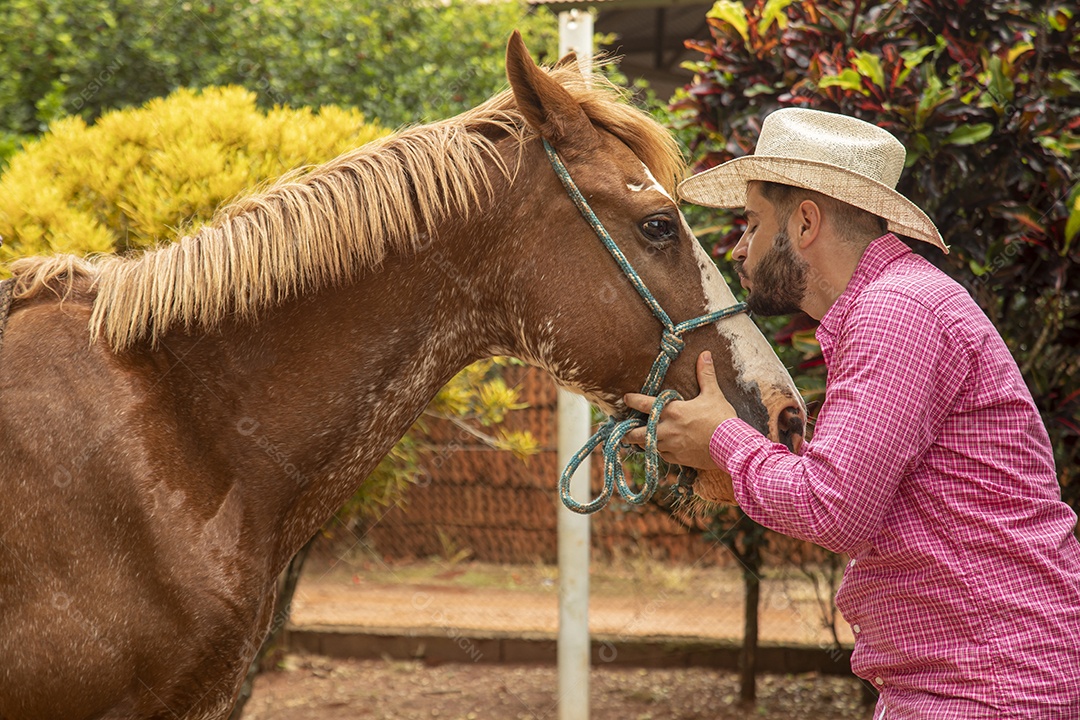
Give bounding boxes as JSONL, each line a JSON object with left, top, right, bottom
{"left": 543, "top": 140, "right": 747, "bottom": 514}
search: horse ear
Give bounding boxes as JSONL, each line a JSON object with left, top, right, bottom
{"left": 554, "top": 50, "right": 578, "bottom": 70}
{"left": 506, "top": 31, "right": 599, "bottom": 153}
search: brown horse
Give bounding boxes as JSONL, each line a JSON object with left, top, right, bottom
{"left": 0, "top": 33, "right": 803, "bottom": 719}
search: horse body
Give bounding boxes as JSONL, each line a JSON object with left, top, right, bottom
{"left": 0, "top": 233, "right": 498, "bottom": 717}
{"left": 0, "top": 34, "right": 803, "bottom": 718}
{"left": 0, "top": 298, "right": 233, "bottom": 718}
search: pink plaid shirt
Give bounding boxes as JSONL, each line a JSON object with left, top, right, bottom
{"left": 710, "top": 234, "right": 1080, "bottom": 719}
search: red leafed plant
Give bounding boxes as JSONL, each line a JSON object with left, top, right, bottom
{"left": 671, "top": 0, "right": 1080, "bottom": 511}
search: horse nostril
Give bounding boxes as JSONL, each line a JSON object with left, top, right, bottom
{"left": 778, "top": 404, "right": 805, "bottom": 454}
{"left": 779, "top": 405, "right": 805, "bottom": 435}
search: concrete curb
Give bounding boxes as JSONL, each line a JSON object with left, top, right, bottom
{"left": 286, "top": 625, "right": 855, "bottom": 676}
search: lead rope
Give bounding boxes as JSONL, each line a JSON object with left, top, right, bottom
{"left": 543, "top": 140, "right": 746, "bottom": 515}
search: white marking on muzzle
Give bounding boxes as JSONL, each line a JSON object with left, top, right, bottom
{"left": 689, "top": 232, "right": 805, "bottom": 439}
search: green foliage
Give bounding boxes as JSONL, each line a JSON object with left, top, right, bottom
{"left": 222, "top": 0, "right": 558, "bottom": 129}
{"left": 0, "top": 88, "right": 537, "bottom": 519}
{"left": 672, "top": 0, "right": 1080, "bottom": 511}
{"left": 0, "top": 0, "right": 558, "bottom": 163}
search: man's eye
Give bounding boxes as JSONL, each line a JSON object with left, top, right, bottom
{"left": 641, "top": 216, "right": 678, "bottom": 243}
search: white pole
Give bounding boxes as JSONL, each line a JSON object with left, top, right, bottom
{"left": 556, "top": 12, "right": 593, "bottom": 720}
{"left": 557, "top": 391, "right": 592, "bottom": 720}
{"left": 558, "top": 9, "right": 593, "bottom": 78}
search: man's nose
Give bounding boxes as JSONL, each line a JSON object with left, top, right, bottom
{"left": 731, "top": 240, "right": 748, "bottom": 263}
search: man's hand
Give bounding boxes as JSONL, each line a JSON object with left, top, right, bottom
{"left": 623, "top": 351, "right": 739, "bottom": 470}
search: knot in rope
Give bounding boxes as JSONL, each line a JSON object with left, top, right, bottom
{"left": 659, "top": 330, "right": 684, "bottom": 358}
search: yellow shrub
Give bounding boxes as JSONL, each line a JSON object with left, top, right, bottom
{"left": 0, "top": 86, "right": 387, "bottom": 267}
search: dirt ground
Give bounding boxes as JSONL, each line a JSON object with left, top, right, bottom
{"left": 242, "top": 556, "right": 872, "bottom": 718}
{"left": 289, "top": 557, "right": 855, "bottom": 647}
{"left": 242, "top": 653, "right": 876, "bottom": 720}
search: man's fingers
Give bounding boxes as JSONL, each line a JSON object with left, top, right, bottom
{"left": 623, "top": 392, "right": 655, "bottom": 414}
{"left": 624, "top": 428, "right": 647, "bottom": 446}
{"left": 697, "top": 351, "right": 722, "bottom": 398}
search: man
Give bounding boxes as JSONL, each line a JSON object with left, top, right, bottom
{"left": 624, "top": 108, "right": 1080, "bottom": 719}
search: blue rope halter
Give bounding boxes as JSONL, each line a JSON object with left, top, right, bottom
{"left": 543, "top": 140, "right": 747, "bottom": 514}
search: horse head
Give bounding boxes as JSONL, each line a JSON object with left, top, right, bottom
{"left": 495, "top": 32, "right": 805, "bottom": 503}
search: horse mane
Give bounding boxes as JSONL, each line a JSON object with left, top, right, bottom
{"left": 7, "top": 63, "right": 686, "bottom": 351}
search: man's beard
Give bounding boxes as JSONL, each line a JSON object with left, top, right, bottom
{"left": 734, "top": 229, "right": 809, "bottom": 316}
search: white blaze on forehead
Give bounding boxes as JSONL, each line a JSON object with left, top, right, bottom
{"left": 689, "top": 237, "right": 806, "bottom": 434}
{"left": 626, "top": 162, "right": 673, "bottom": 201}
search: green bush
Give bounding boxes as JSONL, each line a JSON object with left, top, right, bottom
{"left": 0, "top": 0, "right": 558, "bottom": 162}
{"left": 672, "top": 0, "right": 1080, "bottom": 512}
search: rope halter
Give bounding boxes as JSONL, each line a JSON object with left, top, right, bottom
{"left": 543, "top": 140, "right": 747, "bottom": 515}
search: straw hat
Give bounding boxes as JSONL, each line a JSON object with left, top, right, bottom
{"left": 678, "top": 108, "right": 947, "bottom": 252}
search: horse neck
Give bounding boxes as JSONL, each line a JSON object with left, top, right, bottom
{"left": 147, "top": 223, "right": 505, "bottom": 569}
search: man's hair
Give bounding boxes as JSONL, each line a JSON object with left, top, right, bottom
{"left": 757, "top": 181, "right": 888, "bottom": 246}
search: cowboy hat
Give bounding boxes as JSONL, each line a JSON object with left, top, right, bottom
{"left": 677, "top": 108, "right": 947, "bottom": 252}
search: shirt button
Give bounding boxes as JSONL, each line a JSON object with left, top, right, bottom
{"left": 853, "top": 624, "right": 861, "bottom": 634}
{"left": 875, "top": 677, "right": 884, "bottom": 686}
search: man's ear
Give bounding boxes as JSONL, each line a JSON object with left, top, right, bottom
{"left": 505, "top": 31, "right": 599, "bottom": 154}
{"left": 793, "top": 198, "right": 823, "bottom": 250}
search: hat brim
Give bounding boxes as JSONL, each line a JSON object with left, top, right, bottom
{"left": 677, "top": 155, "right": 948, "bottom": 252}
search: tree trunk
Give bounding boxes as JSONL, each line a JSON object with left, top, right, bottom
{"left": 229, "top": 534, "right": 318, "bottom": 719}
{"left": 740, "top": 564, "right": 760, "bottom": 704}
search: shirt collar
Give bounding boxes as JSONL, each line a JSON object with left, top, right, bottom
{"left": 817, "top": 233, "right": 911, "bottom": 347}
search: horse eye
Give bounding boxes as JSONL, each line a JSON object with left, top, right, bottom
{"left": 640, "top": 216, "right": 678, "bottom": 243}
